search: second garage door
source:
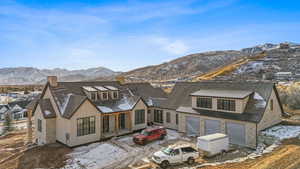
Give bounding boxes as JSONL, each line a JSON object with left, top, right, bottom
{"left": 205, "top": 119, "right": 221, "bottom": 135}
{"left": 186, "top": 116, "right": 200, "bottom": 136}
{"left": 226, "top": 122, "right": 246, "bottom": 146}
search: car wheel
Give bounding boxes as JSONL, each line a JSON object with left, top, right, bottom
{"left": 142, "top": 139, "right": 148, "bottom": 145}
{"left": 160, "top": 160, "right": 169, "bottom": 168}
{"left": 160, "top": 135, "right": 165, "bottom": 140}
{"left": 187, "top": 157, "right": 195, "bottom": 165}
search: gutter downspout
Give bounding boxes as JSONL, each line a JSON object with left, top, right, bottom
{"left": 256, "top": 123, "right": 258, "bottom": 148}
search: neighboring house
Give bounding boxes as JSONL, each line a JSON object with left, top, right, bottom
{"left": 33, "top": 76, "right": 167, "bottom": 147}
{"left": 0, "top": 105, "right": 10, "bottom": 121}
{"left": 8, "top": 100, "right": 31, "bottom": 121}
{"left": 159, "top": 81, "right": 283, "bottom": 148}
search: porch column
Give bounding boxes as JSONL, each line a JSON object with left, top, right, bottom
{"left": 115, "top": 113, "right": 119, "bottom": 134}
{"left": 128, "top": 111, "right": 132, "bottom": 131}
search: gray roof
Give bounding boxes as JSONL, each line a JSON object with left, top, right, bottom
{"left": 190, "top": 89, "right": 253, "bottom": 99}
{"left": 47, "top": 81, "right": 160, "bottom": 119}
{"left": 39, "top": 99, "right": 56, "bottom": 118}
{"left": 164, "top": 81, "right": 282, "bottom": 123}
{"left": 95, "top": 96, "right": 141, "bottom": 113}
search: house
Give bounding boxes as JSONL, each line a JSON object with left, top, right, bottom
{"left": 33, "top": 76, "right": 167, "bottom": 146}
{"left": 8, "top": 100, "right": 31, "bottom": 120}
{"left": 158, "top": 81, "right": 283, "bottom": 148}
{"left": 34, "top": 77, "right": 283, "bottom": 149}
{"left": 0, "top": 105, "right": 9, "bottom": 121}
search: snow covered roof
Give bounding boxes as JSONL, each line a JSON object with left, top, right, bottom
{"left": 94, "top": 86, "right": 108, "bottom": 91}
{"left": 82, "top": 86, "right": 97, "bottom": 92}
{"left": 104, "top": 86, "right": 118, "bottom": 90}
{"left": 96, "top": 96, "right": 142, "bottom": 113}
{"left": 191, "top": 89, "right": 253, "bottom": 99}
{"left": 39, "top": 98, "right": 56, "bottom": 118}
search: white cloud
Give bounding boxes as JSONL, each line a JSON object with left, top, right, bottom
{"left": 148, "top": 37, "right": 189, "bottom": 55}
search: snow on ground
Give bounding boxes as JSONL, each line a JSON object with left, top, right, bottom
{"left": 63, "top": 143, "right": 128, "bottom": 169}
{"left": 184, "top": 125, "right": 300, "bottom": 169}
{"left": 261, "top": 125, "right": 300, "bottom": 140}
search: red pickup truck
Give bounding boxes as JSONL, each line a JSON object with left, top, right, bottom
{"left": 133, "top": 126, "right": 167, "bottom": 145}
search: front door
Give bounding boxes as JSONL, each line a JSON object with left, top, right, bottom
{"left": 103, "top": 116, "right": 110, "bottom": 133}
{"left": 119, "top": 113, "right": 126, "bottom": 130}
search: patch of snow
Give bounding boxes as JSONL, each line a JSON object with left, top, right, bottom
{"left": 254, "top": 92, "right": 266, "bottom": 108}
{"left": 64, "top": 143, "right": 127, "bottom": 169}
{"left": 59, "top": 94, "right": 72, "bottom": 115}
{"left": 118, "top": 102, "right": 132, "bottom": 110}
{"left": 261, "top": 125, "right": 300, "bottom": 140}
{"left": 97, "top": 106, "right": 113, "bottom": 113}
{"left": 44, "top": 110, "right": 52, "bottom": 116}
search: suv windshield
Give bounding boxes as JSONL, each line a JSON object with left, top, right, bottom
{"left": 162, "top": 147, "right": 174, "bottom": 155}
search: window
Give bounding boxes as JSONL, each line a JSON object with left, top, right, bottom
{"left": 91, "top": 92, "right": 97, "bottom": 101}
{"left": 103, "top": 116, "right": 109, "bottom": 133}
{"left": 166, "top": 112, "right": 171, "bottom": 123}
{"left": 181, "top": 147, "right": 197, "bottom": 153}
{"left": 77, "top": 116, "right": 96, "bottom": 136}
{"left": 270, "top": 99, "right": 273, "bottom": 111}
{"left": 217, "top": 99, "right": 236, "bottom": 111}
{"left": 135, "top": 109, "right": 145, "bottom": 124}
{"left": 196, "top": 97, "right": 212, "bottom": 108}
{"left": 112, "top": 91, "right": 118, "bottom": 99}
{"left": 102, "top": 92, "right": 108, "bottom": 100}
{"left": 154, "top": 109, "right": 163, "bottom": 123}
{"left": 38, "top": 119, "right": 42, "bottom": 132}
{"left": 176, "top": 114, "right": 178, "bottom": 125}
{"left": 172, "top": 149, "right": 180, "bottom": 155}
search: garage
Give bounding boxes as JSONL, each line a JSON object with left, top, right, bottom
{"left": 186, "top": 116, "right": 200, "bottom": 136}
{"left": 226, "top": 122, "right": 246, "bottom": 146}
{"left": 205, "top": 119, "right": 221, "bottom": 135}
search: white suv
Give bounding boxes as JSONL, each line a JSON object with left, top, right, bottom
{"left": 152, "top": 144, "right": 199, "bottom": 168}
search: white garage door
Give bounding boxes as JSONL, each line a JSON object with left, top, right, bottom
{"left": 186, "top": 116, "right": 200, "bottom": 136}
{"left": 205, "top": 119, "right": 221, "bottom": 135}
{"left": 226, "top": 122, "right": 246, "bottom": 146}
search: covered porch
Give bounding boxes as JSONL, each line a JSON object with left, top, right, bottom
{"left": 101, "top": 111, "right": 132, "bottom": 138}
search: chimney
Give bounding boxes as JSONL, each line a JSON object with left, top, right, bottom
{"left": 47, "top": 76, "right": 58, "bottom": 87}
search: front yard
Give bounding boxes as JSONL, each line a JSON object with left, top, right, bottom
{"left": 2, "top": 125, "right": 300, "bottom": 169}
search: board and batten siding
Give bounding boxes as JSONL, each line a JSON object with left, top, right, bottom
{"left": 162, "top": 109, "right": 178, "bottom": 130}
{"left": 131, "top": 99, "right": 148, "bottom": 131}
{"left": 69, "top": 100, "right": 101, "bottom": 147}
{"left": 34, "top": 105, "right": 46, "bottom": 145}
{"left": 42, "top": 86, "right": 72, "bottom": 145}
{"left": 191, "top": 96, "right": 249, "bottom": 114}
{"left": 178, "top": 112, "right": 257, "bottom": 148}
{"left": 258, "top": 89, "right": 282, "bottom": 131}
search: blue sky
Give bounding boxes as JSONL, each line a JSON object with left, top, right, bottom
{"left": 1, "top": 0, "right": 300, "bottom": 71}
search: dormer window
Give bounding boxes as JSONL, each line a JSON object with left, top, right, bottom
{"left": 217, "top": 99, "right": 236, "bottom": 111}
{"left": 102, "top": 92, "right": 109, "bottom": 100}
{"left": 82, "top": 86, "right": 98, "bottom": 101}
{"left": 112, "top": 91, "right": 118, "bottom": 99}
{"left": 91, "top": 92, "right": 97, "bottom": 101}
{"left": 196, "top": 97, "right": 212, "bottom": 109}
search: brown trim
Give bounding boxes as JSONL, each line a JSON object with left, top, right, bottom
{"left": 189, "top": 93, "right": 253, "bottom": 100}
{"left": 31, "top": 83, "right": 49, "bottom": 115}
{"left": 178, "top": 110, "right": 258, "bottom": 124}
{"left": 273, "top": 85, "right": 285, "bottom": 115}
